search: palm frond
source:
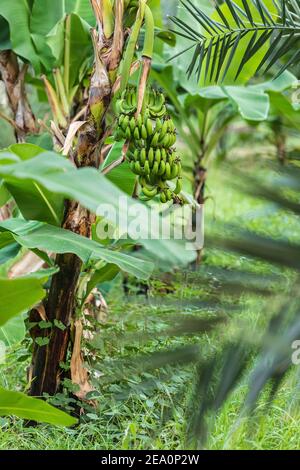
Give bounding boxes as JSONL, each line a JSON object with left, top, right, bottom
{"left": 170, "top": 0, "right": 300, "bottom": 82}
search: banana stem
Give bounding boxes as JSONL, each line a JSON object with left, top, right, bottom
{"left": 135, "top": 4, "right": 154, "bottom": 115}
{"left": 102, "top": 0, "right": 114, "bottom": 39}
{"left": 53, "top": 68, "right": 69, "bottom": 117}
{"left": 112, "top": 59, "right": 141, "bottom": 95}
{"left": 120, "top": 0, "right": 146, "bottom": 92}
{"left": 136, "top": 57, "right": 151, "bottom": 116}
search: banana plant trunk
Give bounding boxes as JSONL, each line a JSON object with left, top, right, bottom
{"left": 0, "top": 50, "right": 36, "bottom": 222}
{"left": 0, "top": 51, "right": 36, "bottom": 142}
{"left": 29, "top": 15, "right": 124, "bottom": 398}
{"left": 29, "top": 204, "right": 91, "bottom": 396}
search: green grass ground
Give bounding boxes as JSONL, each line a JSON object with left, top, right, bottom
{"left": 0, "top": 156, "right": 299, "bottom": 450}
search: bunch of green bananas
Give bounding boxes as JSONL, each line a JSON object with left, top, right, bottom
{"left": 115, "top": 88, "right": 183, "bottom": 203}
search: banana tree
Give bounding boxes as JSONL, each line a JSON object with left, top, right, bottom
{"left": 0, "top": 0, "right": 196, "bottom": 407}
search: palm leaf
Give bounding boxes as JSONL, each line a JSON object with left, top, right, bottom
{"left": 170, "top": 0, "right": 300, "bottom": 82}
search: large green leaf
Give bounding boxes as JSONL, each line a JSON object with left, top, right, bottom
{"left": 0, "top": 0, "right": 40, "bottom": 71}
{"left": 0, "top": 219, "right": 154, "bottom": 280}
{"left": 8, "top": 143, "right": 47, "bottom": 160}
{"left": 30, "top": 0, "right": 64, "bottom": 69}
{"left": 0, "top": 386, "right": 77, "bottom": 426}
{"left": 30, "top": 0, "right": 64, "bottom": 37}
{"left": 1, "top": 145, "right": 66, "bottom": 226}
{"left": 0, "top": 16, "right": 11, "bottom": 50}
{"left": 65, "top": 13, "right": 92, "bottom": 92}
{"left": 0, "top": 242, "right": 20, "bottom": 265}
{"left": 219, "top": 87, "right": 269, "bottom": 121}
{"left": 87, "top": 263, "right": 120, "bottom": 297}
{"left": 46, "top": 17, "right": 65, "bottom": 65}
{"left": 65, "top": 0, "right": 95, "bottom": 25}
{"left": 0, "top": 151, "right": 196, "bottom": 266}
{"left": 4, "top": 180, "right": 64, "bottom": 226}
{"left": 47, "top": 13, "right": 92, "bottom": 93}
{"left": 0, "top": 276, "right": 46, "bottom": 326}
{"left": 252, "top": 70, "right": 297, "bottom": 93}
{"left": 0, "top": 270, "right": 57, "bottom": 346}
{"left": 185, "top": 71, "right": 297, "bottom": 121}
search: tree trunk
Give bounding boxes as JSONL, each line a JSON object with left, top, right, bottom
{"left": 0, "top": 51, "right": 36, "bottom": 222}
{"left": 193, "top": 157, "right": 207, "bottom": 267}
{"left": 29, "top": 203, "right": 91, "bottom": 396}
{"left": 0, "top": 50, "right": 36, "bottom": 143}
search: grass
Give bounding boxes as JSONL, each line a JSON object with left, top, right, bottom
{"left": 0, "top": 155, "right": 299, "bottom": 450}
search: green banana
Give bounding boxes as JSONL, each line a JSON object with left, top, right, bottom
{"left": 160, "top": 192, "right": 167, "bottom": 203}
{"left": 166, "top": 189, "right": 173, "bottom": 201}
{"left": 158, "top": 160, "right": 166, "bottom": 176}
{"left": 155, "top": 118, "right": 163, "bottom": 132}
{"left": 134, "top": 161, "right": 142, "bottom": 175}
{"left": 134, "top": 127, "right": 140, "bottom": 141}
{"left": 140, "top": 148, "right": 146, "bottom": 165}
{"left": 130, "top": 117, "right": 136, "bottom": 132}
{"left": 136, "top": 114, "right": 143, "bottom": 128}
{"left": 151, "top": 132, "right": 160, "bottom": 147}
{"left": 146, "top": 118, "right": 153, "bottom": 136}
{"left": 127, "top": 151, "right": 135, "bottom": 161}
{"left": 120, "top": 100, "right": 134, "bottom": 114}
{"left": 118, "top": 114, "right": 125, "bottom": 127}
{"left": 139, "top": 176, "right": 147, "bottom": 187}
{"left": 153, "top": 105, "right": 167, "bottom": 118}
{"left": 143, "top": 186, "right": 157, "bottom": 198}
{"left": 165, "top": 162, "right": 171, "bottom": 180}
{"left": 152, "top": 161, "right": 159, "bottom": 176}
{"left": 160, "top": 120, "right": 168, "bottom": 139}
{"left": 141, "top": 124, "right": 148, "bottom": 140}
{"left": 155, "top": 148, "right": 161, "bottom": 165}
{"left": 148, "top": 147, "right": 154, "bottom": 167}
{"left": 150, "top": 93, "right": 165, "bottom": 113}
{"left": 170, "top": 163, "right": 179, "bottom": 179}
{"left": 122, "top": 115, "right": 130, "bottom": 131}
{"left": 116, "top": 87, "right": 181, "bottom": 204}
{"left": 125, "top": 127, "right": 132, "bottom": 140}
{"left": 169, "top": 133, "right": 176, "bottom": 146}
{"left": 160, "top": 134, "right": 170, "bottom": 148}
{"left": 130, "top": 90, "right": 137, "bottom": 108}
{"left": 169, "top": 120, "right": 175, "bottom": 133}
{"left": 168, "top": 153, "right": 175, "bottom": 166}
{"left": 144, "top": 160, "right": 150, "bottom": 175}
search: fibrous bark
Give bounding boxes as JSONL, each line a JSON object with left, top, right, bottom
{"left": 0, "top": 50, "right": 36, "bottom": 142}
